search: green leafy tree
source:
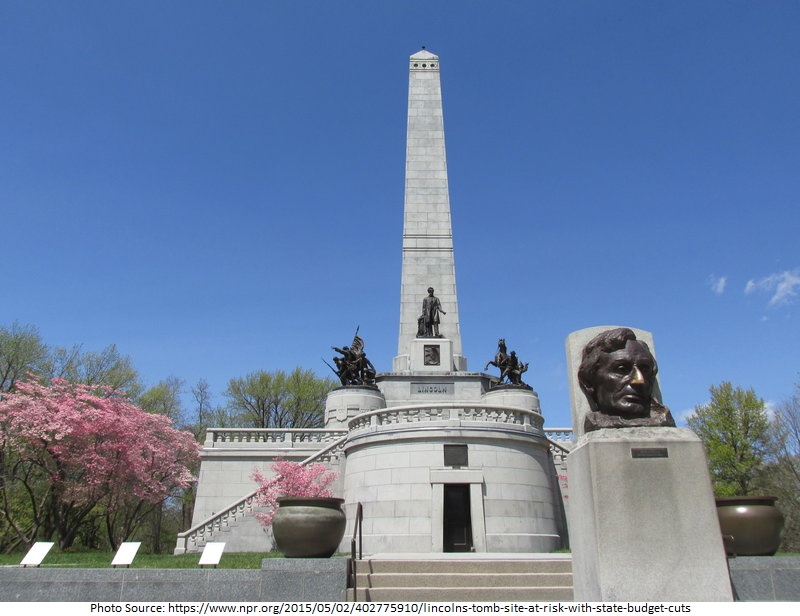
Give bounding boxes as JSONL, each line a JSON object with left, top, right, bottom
{"left": 45, "top": 344, "right": 142, "bottom": 398}
{"left": 1, "top": 323, "right": 142, "bottom": 398}
{"left": 225, "top": 368, "right": 335, "bottom": 429}
{"left": 0, "top": 323, "right": 49, "bottom": 393}
{"left": 0, "top": 324, "right": 50, "bottom": 551}
{"left": 688, "top": 381, "right": 771, "bottom": 496}
{"left": 138, "top": 377, "right": 185, "bottom": 423}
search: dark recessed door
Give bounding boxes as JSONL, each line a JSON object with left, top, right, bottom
{"left": 443, "top": 484, "right": 473, "bottom": 552}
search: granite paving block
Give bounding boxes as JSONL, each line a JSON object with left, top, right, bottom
{"left": 729, "top": 569, "right": 774, "bottom": 601}
{"left": 73, "top": 581, "right": 124, "bottom": 602}
{"left": 121, "top": 581, "right": 203, "bottom": 602}
{"left": 205, "top": 580, "right": 263, "bottom": 602}
{"left": 728, "top": 557, "right": 800, "bottom": 601}
{"left": 771, "top": 568, "right": 800, "bottom": 601}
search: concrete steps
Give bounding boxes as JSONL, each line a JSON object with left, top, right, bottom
{"left": 350, "top": 557, "right": 573, "bottom": 602}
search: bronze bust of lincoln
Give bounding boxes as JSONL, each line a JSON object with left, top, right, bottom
{"left": 578, "top": 327, "right": 675, "bottom": 433}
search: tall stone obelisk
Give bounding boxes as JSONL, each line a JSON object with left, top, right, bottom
{"left": 393, "top": 49, "right": 466, "bottom": 372}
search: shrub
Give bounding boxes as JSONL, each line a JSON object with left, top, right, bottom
{"left": 251, "top": 459, "right": 338, "bottom": 526}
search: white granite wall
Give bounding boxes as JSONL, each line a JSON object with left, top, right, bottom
{"left": 191, "top": 449, "right": 344, "bottom": 529}
{"left": 342, "top": 430, "right": 562, "bottom": 554}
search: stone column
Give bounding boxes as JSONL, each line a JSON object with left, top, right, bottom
{"left": 394, "top": 49, "right": 465, "bottom": 372}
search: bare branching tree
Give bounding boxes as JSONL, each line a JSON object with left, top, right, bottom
{"left": 761, "top": 381, "right": 800, "bottom": 551}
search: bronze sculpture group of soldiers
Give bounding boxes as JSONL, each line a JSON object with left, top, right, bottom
{"left": 326, "top": 332, "right": 376, "bottom": 387}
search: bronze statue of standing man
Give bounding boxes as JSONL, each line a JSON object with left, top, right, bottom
{"left": 419, "top": 287, "right": 446, "bottom": 338}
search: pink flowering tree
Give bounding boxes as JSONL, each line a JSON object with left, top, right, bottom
{"left": 252, "top": 458, "right": 338, "bottom": 526}
{"left": 0, "top": 378, "right": 200, "bottom": 550}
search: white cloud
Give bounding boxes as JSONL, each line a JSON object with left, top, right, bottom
{"left": 707, "top": 274, "right": 727, "bottom": 295}
{"left": 745, "top": 267, "right": 800, "bottom": 306}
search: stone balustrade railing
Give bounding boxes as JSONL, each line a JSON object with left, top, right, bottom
{"left": 205, "top": 425, "right": 573, "bottom": 445}
{"left": 543, "top": 428, "right": 574, "bottom": 457}
{"left": 543, "top": 428, "right": 574, "bottom": 443}
{"left": 347, "top": 403, "right": 546, "bottom": 432}
{"left": 174, "top": 490, "right": 261, "bottom": 556}
{"left": 174, "top": 434, "right": 349, "bottom": 554}
{"left": 205, "top": 428, "right": 347, "bottom": 447}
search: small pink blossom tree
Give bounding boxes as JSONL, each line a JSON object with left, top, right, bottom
{"left": 252, "top": 459, "right": 338, "bottom": 526}
{"left": 0, "top": 378, "right": 200, "bottom": 549}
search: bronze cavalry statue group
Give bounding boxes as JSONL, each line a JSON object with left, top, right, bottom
{"left": 484, "top": 338, "right": 529, "bottom": 387}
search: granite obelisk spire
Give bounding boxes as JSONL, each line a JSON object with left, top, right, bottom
{"left": 394, "top": 49, "right": 466, "bottom": 372}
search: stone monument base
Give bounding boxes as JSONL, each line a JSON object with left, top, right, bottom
{"left": 324, "top": 386, "right": 386, "bottom": 429}
{"left": 482, "top": 386, "right": 540, "bottom": 413}
{"left": 393, "top": 338, "right": 467, "bottom": 372}
{"left": 568, "top": 427, "right": 733, "bottom": 601}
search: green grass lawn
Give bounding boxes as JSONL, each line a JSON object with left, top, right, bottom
{"left": 0, "top": 551, "right": 281, "bottom": 569}
{"left": 2, "top": 550, "right": 796, "bottom": 569}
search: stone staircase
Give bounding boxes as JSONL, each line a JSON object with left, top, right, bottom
{"left": 349, "top": 556, "right": 573, "bottom": 601}
{"left": 175, "top": 435, "right": 347, "bottom": 555}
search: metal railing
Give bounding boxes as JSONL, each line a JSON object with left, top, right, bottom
{"left": 350, "top": 502, "right": 364, "bottom": 601}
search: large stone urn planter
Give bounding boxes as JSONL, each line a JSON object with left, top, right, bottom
{"left": 272, "top": 497, "right": 346, "bottom": 558}
{"left": 716, "top": 496, "right": 785, "bottom": 556}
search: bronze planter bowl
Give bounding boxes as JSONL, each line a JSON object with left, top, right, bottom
{"left": 272, "top": 497, "right": 346, "bottom": 558}
{"left": 715, "top": 496, "right": 785, "bottom": 556}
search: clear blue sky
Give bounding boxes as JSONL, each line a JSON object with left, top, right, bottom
{"left": 3, "top": 2, "right": 798, "bottom": 429}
